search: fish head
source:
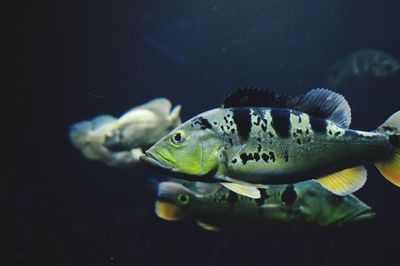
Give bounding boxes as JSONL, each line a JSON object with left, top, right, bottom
{"left": 141, "top": 111, "right": 222, "bottom": 179}
{"left": 299, "top": 182, "right": 375, "bottom": 226}
{"left": 371, "top": 52, "right": 400, "bottom": 77}
{"left": 155, "top": 181, "right": 198, "bottom": 221}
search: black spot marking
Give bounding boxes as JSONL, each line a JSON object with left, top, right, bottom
{"left": 269, "top": 151, "right": 276, "bottom": 162}
{"left": 220, "top": 125, "right": 225, "bottom": 132}
{"left": 389, "top": 135, "right": 400, "bottom": 146}
{"left": 296, "top": 138, "right": 302, "bottom": 145}
{"left": 261, "top": 153, "right": 269, "bottom": 162}
{"left": 227, "top": 125, "right": 231, "bottom": 130}
{"left": 193, "top": 117, "right": 213, "bottom": 130}
{"left": 328, "top": 129, "right": 333, "bottom": 135}
{"left": 305, "top": 128, "right": 310, "bottom": 135}
{"left": 334, "top": 131, "right": 341, "bottom": 137}
{"left": 298, "top": 115, "right": 302, "bottom": 123}
{"left": 261, "top": 123, "right": 268, "bottom": 132}
{"left": 227, "top": 114, "right": 231, "bottom": 117}
{"left": 253, "top": 116, "right": 261, "bottom": 126}
{"left": 213, "top": 122, "right": 218, "bottom": 125}
{"left": 232, "top": 108, "right": 252, "bottom": 141}
{"left": 224, "top": 116, "right": 228, "bottom": 123}
{"left": 257, "top": 144, "right": 262, "bottom": 153}
{"left": 309, "top": 116, "right": 327, "bottom": 134}
{"left": 254, "top": 153, "right": 260, "bottom": 161}
{"left": 256, "top": 189, "right": 269, "bottom": 207}
{"left": 231, "top": 158, "right": 237, "bottom": 164}
{"left": 227, "top": 190, "right": 238, "bottom": 211}
{"left": 281, "top": 185, "right": 297, "bottom": 207}
{"left": 228, "top": 138, "right": 233, "bottom": 146}
{"left": 240, "top": 153, "right": 254, "bottom": 165}
{"left": 271, "top": 109, "right": 291, "bottom": 138}
{"left": 296, "top": 129, "right": 303, "bottom": 134}
{"left": 230, "top": 121, "right": 234, "bottom": 126}
{"left": 257, "top": 137, "right": 261, "bottom": 142}
{"left": 231, "top": 128, "right": 235, "bottom": 134}
{"left": 284, "top": 151, "right": 289, "bottom": 162}
{"left": 268, "top": 132, "right": 274, "bottom": 138}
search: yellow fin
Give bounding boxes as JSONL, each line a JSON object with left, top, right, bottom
{"left": 317, "top": 166, "right": 367, "bottom": 196}
{"left": 154, "top": 201, "right": 184, "bottom": 221}
{"left": 221, "top": 182, "right": 260, "bottom": 199}
{"left": 376, "top": 153, "right": 400, "bottom": 186}
{"left": 196, "top": 220, "right": 220, "bottom": 232}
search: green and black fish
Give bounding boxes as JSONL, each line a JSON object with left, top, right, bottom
{"left": 141, "top": 88, "right": 400, "bottom": 197}
{"left": 155, "top": 180, "right": 375, "bottom": 231}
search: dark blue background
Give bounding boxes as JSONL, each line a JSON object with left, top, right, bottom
{"left": 8, "top": 0, "right": 400, "bottom": 265}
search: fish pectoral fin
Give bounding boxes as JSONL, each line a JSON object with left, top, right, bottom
{"left": 316, "top": 166, "right": 367, "bottom": 196}
{"left": 154, "top": 201, "right": 185, "bottom": 221}
{"left": 196, "top": 220, "right": 220, "bottom": 232}
{"left": 221, "top": 182, "right": 261, "bottom": 199}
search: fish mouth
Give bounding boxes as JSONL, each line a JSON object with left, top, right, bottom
{"left": 140, "top": 151, "right": 174, "bottom": 171}
{"left": 340, "top": 208, "right": 376, "bottom": 225}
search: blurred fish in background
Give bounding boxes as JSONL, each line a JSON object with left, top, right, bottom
{"left": 155, "top": 180, "right": 375, "bottom": 232}
{"left": 326, "top": 49, "right": 400, "bottom": 89}
{"left": 69, "top": 98, "right": 181, "bottom": 167}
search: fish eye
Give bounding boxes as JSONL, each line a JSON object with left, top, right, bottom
{"left": 171, "top": 131, "right": 186, "bottom": 145}
{"left": 178, "top": 194, "right": 189, "bottom": 204}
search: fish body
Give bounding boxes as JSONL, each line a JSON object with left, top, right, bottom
{"left": 69, "top": 98, "right": 181, "bottom": 167}
{"left": 141, "top": 89, "right": 400, "bottom": 196}
{"left": 326, "top": 49, "right": 400, "bottom": 88}
{"left": 155, "top": 180, "right": 375, "bottom": 231}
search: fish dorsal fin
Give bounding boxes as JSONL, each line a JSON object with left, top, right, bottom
{"left": 154, "top": 201, "right": 185, "bottom": 221}
{"left": 221, "top": 88, "right": 295, "bottom": 109}
{"left": 92, "top": 115, "right": 116, "bottom": 129}
{"left": 167, "top": 104, "right": 182, "bottom": 127}
{"left": 221, "top": 182, "right": 261, "bottom": 199}
{"left": 295, "top": 88, "right": 352, "bottom": 128}
{"left": 221, "top": 88, "right": 352, "bottom": 128}
{"left": 196, "top": 220, "right": 221, "bottom": 232}
{"left": 317, "top": 166, "right": 367, "bottom": 196}
{"left": 124, "top": 98, "right": 172, "bottom": 118}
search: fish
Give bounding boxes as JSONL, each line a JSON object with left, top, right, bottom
{"left": 141, "top": 88, "right": 400, "bottom": 198}
{"left": 155, "top": 180, "right": 375, "bottom": 231}
{"left": 326, "top": 49, "right": 400, "bottom": 88}
{"left": 69, "top": 98, "right": 181, "bottom": 167}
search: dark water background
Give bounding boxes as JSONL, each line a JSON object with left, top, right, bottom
{"left": 8, "top": 0, "right": 400, "bottom": 265}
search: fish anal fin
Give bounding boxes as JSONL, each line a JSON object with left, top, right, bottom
{"left": 196, "top": 220, "right": 220, "bottom": 232}
{"left": 221, "top": 182, "right": 260, "bottom": 199}
{"left": 317, "top": 166, "right": 367, "bottom": 196}
{"left": 376, "top": 153, "right": 400, "bottom": 186}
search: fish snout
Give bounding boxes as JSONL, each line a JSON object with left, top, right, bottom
{"left": 140, "top": 150, "right": 174, "bottom": 170}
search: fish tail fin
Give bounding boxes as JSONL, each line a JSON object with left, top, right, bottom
{"left": 69, "top": 121, "right": 92, "bottom": 149}
{"left": 376, "top": 110, "right": 400, "bottom": 186}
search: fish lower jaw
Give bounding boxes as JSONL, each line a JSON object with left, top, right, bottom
{"left": 140, "top": 152, "right": 174, "bottom": 170}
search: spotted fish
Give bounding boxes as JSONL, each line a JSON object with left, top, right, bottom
{"left": 155, "top": 180, "right": 375, "bottom": 231}
{"left": 141, "top": 88, "right": 400, "bottom": 197}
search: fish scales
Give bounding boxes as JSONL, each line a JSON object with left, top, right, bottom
{"left": 213, "top": 107, "right": 389, "bottom": 184}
